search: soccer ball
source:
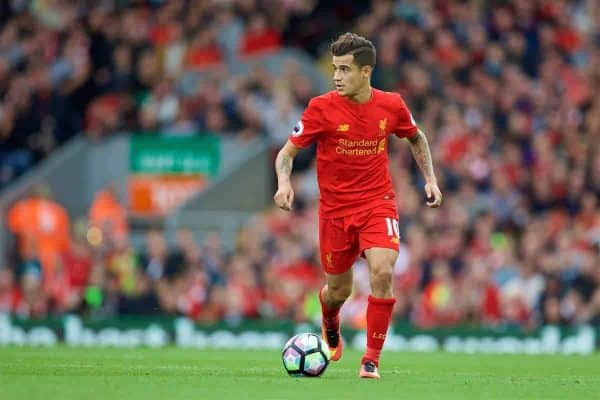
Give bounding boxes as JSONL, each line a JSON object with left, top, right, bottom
{"left": 282, "top": 332, "right": 330, "bottom": 377}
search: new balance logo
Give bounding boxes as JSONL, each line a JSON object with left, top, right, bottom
{"left": 337, "top": 124, "right": 349, "bottom": 132}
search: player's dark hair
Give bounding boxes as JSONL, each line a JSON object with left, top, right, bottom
{"left": 330, "top": 32, "right": 376, "bottom": 68}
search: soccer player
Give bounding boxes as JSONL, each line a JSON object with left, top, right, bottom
{"left": 274, "top": 33, "right": 442, "bottom": 379}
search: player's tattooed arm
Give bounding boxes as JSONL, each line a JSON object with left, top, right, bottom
{"left": 407, "top": 129, "right": 435, "bottom": 182}
{"left": 274, "top": 140, "right": 302, "bottom": 211}
{"left": 407, "top": 129, "right": 443, "bottom": 207}
{"left": 276, "top": 152, "right": 293, "bottom": 183}
{"left": 275, "top": 140, "right": 302, "bottom": 183}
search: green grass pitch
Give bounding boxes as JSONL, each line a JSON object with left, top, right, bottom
{"left": 1, "top": 347, "right": 598, "bottom": 399}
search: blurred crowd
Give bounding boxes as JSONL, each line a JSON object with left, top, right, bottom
{"left": 2, "top": 0, "right": 600, "bottom": 330}
{"left": 0, "top": 0, "right": 322, "bottom": 189}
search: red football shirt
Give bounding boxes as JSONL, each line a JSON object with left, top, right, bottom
{"left": 289, "top": 88, "right": 418, "bottom": 218}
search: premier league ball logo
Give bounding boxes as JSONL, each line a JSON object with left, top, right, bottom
{"left": 291, "top": 120, "right": 304, "bottom": 137}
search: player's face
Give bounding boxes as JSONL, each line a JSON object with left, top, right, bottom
{"left": 332, "top": 54, "right": 371, "bottom": 97}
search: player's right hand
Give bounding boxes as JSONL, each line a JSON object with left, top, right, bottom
{"left": 274, "top": 183, "right": 294, "bottom": 211}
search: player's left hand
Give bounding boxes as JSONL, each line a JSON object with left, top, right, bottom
{"left": 424, "top": 182, "right": 442, "bottom": 208}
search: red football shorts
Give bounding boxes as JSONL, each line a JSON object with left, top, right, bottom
{"left": 319, "top": 203, "right": 400, "bottom": 275}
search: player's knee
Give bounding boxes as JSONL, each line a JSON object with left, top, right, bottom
{"left": 328, "top": 284, "right": 352, "bottom": 303}
{"left": 369, "top": 264, "right": 393, "bottom": 289}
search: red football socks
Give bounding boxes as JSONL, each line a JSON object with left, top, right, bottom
{"left": 319, "top": 286, "right": 341, "bottom": 329}
{"left": 362, "top": 295, "right": 396, "bottom": 367}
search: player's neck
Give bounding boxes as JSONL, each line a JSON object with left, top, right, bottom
{"left": 347, "top": 85, "right": 373, "bottom": 104}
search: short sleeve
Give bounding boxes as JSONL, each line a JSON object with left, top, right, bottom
{"left": 393, "top": 94, "right": 418, "bottom": 139}
{"left": 289, "top": 98, "right": 323, "bottom": 148}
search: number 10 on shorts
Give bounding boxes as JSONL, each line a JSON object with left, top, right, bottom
{"left": 385, "top": 217, "right": 399, "bottom": 238}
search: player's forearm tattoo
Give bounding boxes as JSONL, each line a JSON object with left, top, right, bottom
{"left": 408, "top": 129, "right": 436, "bottom": 183}
{"left": 276, "top": 152, "right": 293, "bottom": 182}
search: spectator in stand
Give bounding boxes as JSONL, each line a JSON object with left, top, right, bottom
{"left": 7, "top": 184, "right": 70, "bottom": 279}
{"left": 89, "top": 186, "right": 129, "bottom": 245}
